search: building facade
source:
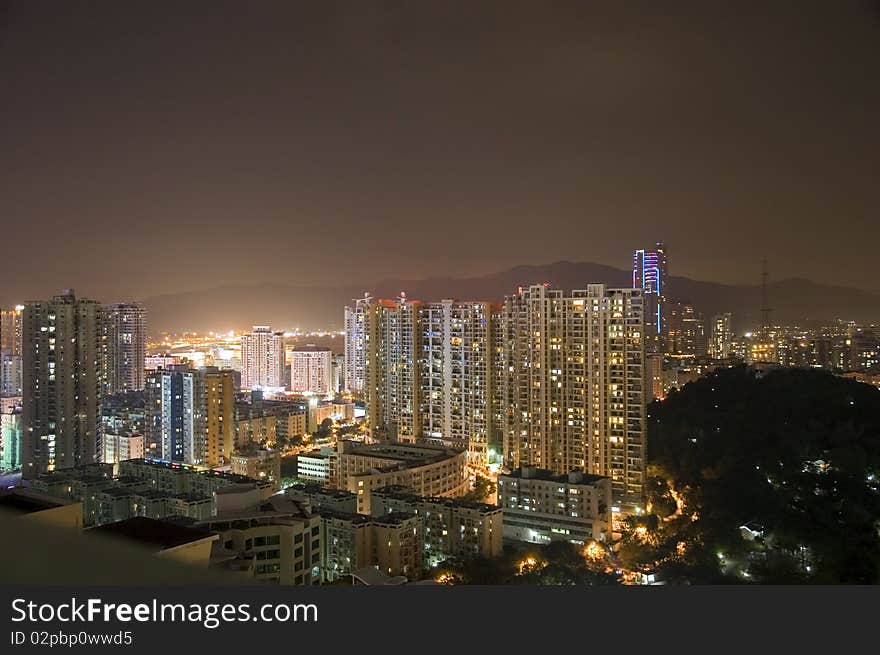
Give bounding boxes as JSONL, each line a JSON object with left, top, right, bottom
{"left": 343, "top": 294, "right": 373, "bottom": 394}
{"left": 21, "top": 290, "right": 103, "bottom": 478}
{"left": 0, "top": 305, "right": 23, "bottom": 399}
{"left": 320, "top": 510, "right": 422, "bottom": 582}
{"left": 709, "top": 312, "right": 733, "bottom": 359}
{"left": 230, "top": 448, "right": 282, "bottom": 491}
{"left": 370, "top": 485, "right": 503, "bottom": 567}
{"left": 368, "top": 295, "right": 422, "bottom": 441}
{"left": 197, "top": 496, "right": 322, "bottom": 585}
{"left": 501, "top": 284, "right": 646, "bottom": 512}
{"left": 0, "top": 351, "right": 22, "bottom": 397}
{"left": 145, "top": 365, "right": 234, "bottom": 467}
{"left": 633, "top": 242, "right": 668, "bottom": 355}
{"left": 419, "top": 300, "right": 495, "bottom": 464}
{"left": 101, "top": 303, "right": 147, "bottom": 395}
{"left": 666, "top": 301, "right": 707, "bottom": 358}
{"left": 289, "top": 347, "right": 333, "bottom": 396}
{"left": 101, "top": 433, "right": 145, "bottom": 464}
{"left": 241, "top": 326, "right": 284, "bottom": 390}
{"left": 1, "top": 406, "right": 21, "bottom": 471}
{"left": 0, "top": 306, "right": 23, "bottom": 356}
{"left": 335, "top": 441, "right": 470, "bottom": 514}
{"left": 497, "top": 467, "right": 612, "bottom": 544}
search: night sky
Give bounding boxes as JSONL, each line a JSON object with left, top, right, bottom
{"left": 2, "top": 1, "right": 879, "bottom": 304}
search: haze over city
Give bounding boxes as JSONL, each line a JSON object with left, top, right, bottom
{"left": 2, "top": 1, "right": 880, "bottom": 305}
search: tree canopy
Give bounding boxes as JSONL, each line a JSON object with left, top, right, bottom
{"left": 647, "top": 366, "right": 880, "bottom": 583}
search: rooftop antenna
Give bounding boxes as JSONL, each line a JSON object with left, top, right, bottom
{"left": 760, "top": 258, "right": 772, "bottom": 340}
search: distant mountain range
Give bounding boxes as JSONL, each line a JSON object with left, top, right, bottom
{"left": 140, "top": 261, "right": 880, "bottom": 335}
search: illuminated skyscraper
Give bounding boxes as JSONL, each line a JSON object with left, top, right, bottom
{"left": 419, "top": 300, "right": 495, "bottom": 464}
{"left": 666, "top": 301, "right": 707, "bottom": 358}
{"left": 101, "top": 302, "right": 147, "bottom": 395}
{"left": 364, "top": 294, "right": 422, "bottom": 442}
{"left": 633, "top": 242, "right": 668, "bottom": 354}
{"left": 0, "top": 305, "right": 24, "bottom": 398}
{"left": 241, "top": 326, "right": 284, "bottom": 390}
{"left": 343, "top": 294, "right": 373, "bottom": 394}
{"left": 502, "top": 284, "right": 646, "bottom": 511}
{"left": 21, "top": 290, "right": 102, "bottom": 478}
{"left": 709, "top": 313, "right": 733, "bottom": 359}
{"left": 0, "top": 305, "right": 23, "bottom": 356}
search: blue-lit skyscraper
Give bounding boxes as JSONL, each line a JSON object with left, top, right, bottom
{"left": 633, "top": 242, "right": 668, "bottom": 354}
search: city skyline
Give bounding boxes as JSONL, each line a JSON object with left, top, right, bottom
{"left": 2, "top": 1, "right": 880, "bottom": 303}
{"left": 2, "top": 3, "right": 880, "bottom": 593}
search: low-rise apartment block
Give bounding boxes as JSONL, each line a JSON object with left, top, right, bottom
{"left": 497, "top": 467, "right": 612, "bottom": 545}
{"left": 335, "top": 440, "right": 469, "bottom": 513}
{"left": 370, "top": 485, "right": 502, "bottom": 566}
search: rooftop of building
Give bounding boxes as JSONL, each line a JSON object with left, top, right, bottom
{"left": 121, "top": 458, "right": 270, "bottom": 486}
{"left": 0, "top": 488, "right": 72, "bottom": 515}
{"left": 88, "top": 517, "right": 218, "bottom": 552}
{"left": 231, "top": 447, "right": 280, "bottom": 461}
{"left": 33, "top": 463, "right": 113, "bottom": 481}
{"left": 285, "top": 483, "right": 356, "bottom": 500}
{"left": 370, "top": 510, "right": 419, "bottom": 526}
{"left": 131, "top": 489, "right": 177, "bottom": 501}
{"left": 204, "top": 496, "right": 316, "bottom": 524}
{"left": 98, "top": 486, "right": 141, "bottom": 498}
{"left": 68, "top": 474, "right": 115, "bottom": 486}
{"left": 351, "top": 566, "right": 409, "bottom": 586}
{"left": 339, "top": 440, "right": 463, "bottom": 467}
{"left": 297, "top": 449, "right": 333, "bottom": 460}
{"left": 215, "top": 482, "right": 264, "bottom": 495}
{"left": 114, "top": 475, "right": 148, "bottom": 486}
{"left": 500, "top": 467, "right": 608, "bottom": 486}
{"left": 317, "top": 510, "right": 372, "bottom": 526}
{"left": 371, "top": 485, "right": 500, "bottom": 513}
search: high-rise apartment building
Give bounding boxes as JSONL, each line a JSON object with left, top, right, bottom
{"left": 145, "top": 365, "right": 199, "bottom": 464}
{"left": 501, "top": 284, "right": 646, "bottom": 511}
{"left": 0, "top": 305, "right": 24, "bottom": 398}
{"left": 709, "top": 313, "right": 733, "bottom": 359}
{"left": 419, "top": 300, "right": 494, "bottom": 463}
{"left": 0, "top": 351, "right": 22, "bottom": 397}
{"left": 241, "top": 326, "right": 284, "bottom": 390}
{"left": 365, "top": 295, "right": 422, "bottom": 442}
{"left": 490, "top": 304, "right": 506, "bottom": 459}
{"left": 21, "top": 290, "right": 103, "bottom": 479}
{"left": 357, "top": 296, "right": 497, "bottom": 460}
{"left": 666, "top": 301, "right": 707, "bottom": 358}
{"left": 202, "top": 367, "right": 235, "bottom": 467}
{"left": 343, "top": 294, "right": 373, "bottom": 394}
{"left": 101, "top": 303, "right": 147, "bottom": 395}
{"left": 0, "top": 305, "right": 23, "bottom": 356}
{"left": 646, "top": 352, "right": 664, "bottom": 400}
{"left": 633, "top": 242, "right": 668, "bottom": 354}
{"left": 145, "top": 365, "right": 234, "bottom": 467}
{"left": 289, "top": 347, "right": 333, "bottom": 396}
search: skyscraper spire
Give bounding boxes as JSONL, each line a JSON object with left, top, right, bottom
{"left": 633, "top": 241, "right": 668, "bottom": 355}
